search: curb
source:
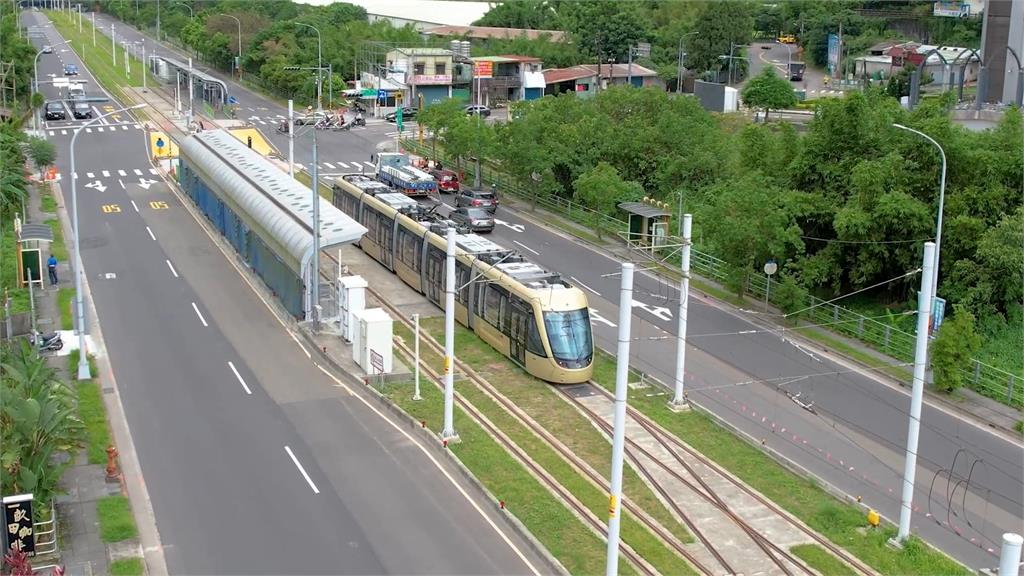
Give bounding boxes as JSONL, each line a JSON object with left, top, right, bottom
{"left": 295, "top": 328, "right": 570, "bottom": 576}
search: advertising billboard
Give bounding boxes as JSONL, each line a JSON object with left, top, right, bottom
{"left": 827, "top": 33, "right": 840, "bottom": 75}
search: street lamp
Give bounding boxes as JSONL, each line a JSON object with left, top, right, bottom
{"left": 893, "top": 123, "right": 945, "bottom": 318}
{"left": 70, "top": 103, "right": 148, "bottom": 380}
{"left": 676, "top": 31, "right": 697, "bottom": 93}
{"left": 219, "top": 13, "right": 242, "bottom": 77}
{"left": 171, "top": 2, "right": 192, "bottom": 19}
{"left": 34, "top": 40, "right": 72, "bottom": 132}
{"left": 294, "top": 22, "right": 322, "bottom": 111}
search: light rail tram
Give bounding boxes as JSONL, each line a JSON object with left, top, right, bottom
{"left": 332, "top": 173, "right": 594, "bottom": 384}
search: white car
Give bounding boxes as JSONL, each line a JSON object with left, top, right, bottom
{"left": 42, "top": 45, "right": 53, "bottom": 54}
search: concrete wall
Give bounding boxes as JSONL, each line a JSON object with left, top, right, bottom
{"left": 981, "top": 0, "right": 1024, "bottom": 103}
{"left": 0, "top": 313, "right": 33, "bottom": 338}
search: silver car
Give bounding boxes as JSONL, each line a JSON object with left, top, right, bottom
{"left": 449, "top": 207, "right": 494, "bottom": 233}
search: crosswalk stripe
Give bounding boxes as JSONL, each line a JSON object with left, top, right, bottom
{"left": 97, "top": 127, "right": 104, "bottom": 132}
{"left": 133, "top": 124, "right": 142, "bottom": 129}
{"left": 118, "top": 170, "right": 127, "bottom": 176}
{"left": 85, "top": 128, "right": 92, "bottom": 133}
{"left": 257, "top": 120, "right": 267, "bottom": 125}
{"left": 364, "top": 161, "right": 375, "bottom": 168}
{"left": 122, "top": 125, "right": 129, "bottom": 131}
{"left": 323, "top": 162, "right": 336, "bottom": 169}
{"left": 101, "top": 170, "right": 110, "bottom": 177}
{"left": 86, "top": 172, "right": 94, "bottom": 178}
{"left": 133, "top": 169, "right": 143, "bottom": 176}
{"left": 148, "top": 168, "right": 158, "bottom": 175}
{"left": 61, "top": 130, "right": 68, "bottom": 135}
{"left": 48, "top": 130, "right": 55, "bottom": 136}
{"left": 72, "top": 173, "right": 78, "bottom": 179}
{"left": 336, "top": 161, "right": 349, "bottom": 169}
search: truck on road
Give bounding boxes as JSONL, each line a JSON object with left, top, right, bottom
{"left": 375, "top": 152, "right": 437, "bottom": 198}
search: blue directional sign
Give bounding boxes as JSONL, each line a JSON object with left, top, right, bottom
{"left": 227, "top": 95, "right": 238, "bottom": 104}
{"left": 156, "top": 137, "right": 165, "bottom": 149}
{"left": 932, "top": 297, "right": 946, "bottom": 332}
{"left": 377, "top": 89, "right": 387, "bottom": 104}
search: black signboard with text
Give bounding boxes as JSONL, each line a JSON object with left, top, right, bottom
{"left": 3, "top": 494, "right": 35, "bottom": 556}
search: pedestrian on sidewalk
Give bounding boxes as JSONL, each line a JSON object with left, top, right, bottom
{"left": 47, "top": 254, "right": 58, "bottom": 286}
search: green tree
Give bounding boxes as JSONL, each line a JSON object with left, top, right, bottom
{"left": 930, "top": 305, "right": 982, "bottom": 393}
{"left": 0, "top": 126, "right": 29, "bottom": 216}
{"left": 741, "top": 67, "right": 797, "bottom": 119}
{"left": 572, "top": 162, "right": 643, "bottom": 238}
{"left": 417, "top": 98, "right": 465, "bottom": 163}
{"left": 473, "top": 0, "right": 559, "bottom": 29}
{"left": 564, "top": 1, "right": 648, "bottom": 65}
{"left": 687, "top": 1, "right": 754, "bottom": 77}
{"left": 772, "top": 273, "right": 809, "bottom": 318}
{"left": 26, "top": 137, "right": 56, "bottom": 179}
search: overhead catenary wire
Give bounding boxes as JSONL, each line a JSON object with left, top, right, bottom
{"left": 801, "top": 235, "right": 935, "bottom": 245}
{"left": 783, "top": 267, "right": 923, "bottom": 318}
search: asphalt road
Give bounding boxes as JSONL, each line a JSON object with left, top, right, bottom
{"left": 69, "top": 11, "right": 1023, "bottom": 570}
{"left": 25, "top": 10, "right": 546, "bottom": 575}
{"left": 748, "top": 41, "right": 835, "bottom": 96}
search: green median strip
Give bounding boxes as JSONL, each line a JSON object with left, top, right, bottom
{"left": 588, "top": 349, "right": 969, "bottom": 576}
{"left": 394, "top": 320, "right": 698, "bottom": 575}
{"left": 47, "top": 11, "right": 151, "bottom": 103}
{"left": 69, "top": 350, "right": 111, "bottom": 465}
{"left": 58, "top": 287, "right": 74, "bottom": 330}
{"left": 97, "top": 495, "right": 138, "bottom": 543}
{"left": 41, "top": 187, "right": 57, "bottom": 213}
{"left": 109, "top": 557, "right": 145, "bottom": 576}
{"left": 45, "top": 218, "right": 67, "bottom": 262}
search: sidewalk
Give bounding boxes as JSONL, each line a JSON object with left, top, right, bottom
{"left": 495, "top": 193, "right": 1024, "bottom": 438}
{"left": 22, "top": 176, "right": 149, "bottom": 576}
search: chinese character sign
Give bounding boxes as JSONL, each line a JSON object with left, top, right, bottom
{"left": 3, "top": 494, "right": 35, "bottom": 557}
{"left": 827, "top": 34, "right": 840, "bottom": 76}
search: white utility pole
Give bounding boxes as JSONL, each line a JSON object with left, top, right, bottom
{"left": 440, "top": 227, "right": 458, "bottom": 441}
{"left": 174, "top": 70, "right": 181, "bottom": 116}
{"left": 893, "top": 241, "right": 935, "bottom": 543}
{"left": 670, "top": 214, "right": 692, "bottom": 409}
{"left": 413, "top": 313, "right": 422, "bottom": 400}
{"left": 111, "top": 24, "right": 115, "bottom": 66}
{"left": 91, "top": 11, "right": 95, "bottom": 46}
{"left": 187, "top": 56, "right": 193, "bottom": 127}
{"left": 77, "top": 4, "right": 81, "bottom": 33}
{"left": 311, "top": 124, "right": 321, "bottom": 325}
{"left": 288, "top": 99, "right": 294, "bottom": 178}
{"left": 999, "top": 533, "right": 1023, "bottom": 576}
{"left": 606, "top": 262, "right": 634, "bottom": 576}
{"left": 142, "top": 41, "right": 146, "bottom": 91}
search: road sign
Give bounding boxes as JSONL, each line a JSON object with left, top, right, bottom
{"left": 763, "top": 260, "right": 778, "bottom": 276}
{"left": 377, "top": 89, "right": 387, "bottom": 104}
{"left": 473, "top": 60, "right": 494, "bottom": 79}
{"left": 634, "top": 42, "right": 651, "bottom": 58}
{"left": 932, "top": 297, "right": 946, "bottom": 332}
{"left": 370, "top": 349, "right": 384, "bottom": 373}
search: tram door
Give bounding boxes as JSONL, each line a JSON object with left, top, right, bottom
{"left": 424, "top": 247, "right": 444, "bottom": 305}
{"left": 509, "top": 297, "right": 529, "bottom": 366}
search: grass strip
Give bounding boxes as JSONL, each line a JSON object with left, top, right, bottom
{"left": 69, "top": 350, "right": 111, "bottom": 465}
{"left": 1, "top": 219, "right": 31, "bottom": 315}
{"left": 588, "top": 349, "right": 968, "bottom": 576}
{"left": 397, "top": 320, "right": 698, "bottom": 574}
{"left": 108, "top": 557, "right": 145, "bottom": 576}
{"left": 380, "top": 378, "right": 629, "bottom": 575}
{"left": 47, "top": 11, "right": 151, "bottom": 103}
{"left": 791, "top": 543, "right": 858, "bottom": 576}
{"left": 45, "top": 218, "right": 67, "bottom": 262}
{"left": 41, "top": 188, "right": 57, "bottom": 213}
{"left": 58, "top": 287, "right": 74, "bottom": 330}
{"left": 96, "top": 495, "right": 138, "bottom": 543}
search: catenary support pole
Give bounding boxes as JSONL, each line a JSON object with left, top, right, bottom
{"left": 670, "top": 214, "right": 692, "bottom": 408}
{"left": 288, "top": 99, "right": 294, "bottom": 178}
{"left": 311, "top": 124, "right": 320, "bottom": 326}
{"left": 999, "top": 533, "right": 1023, "bottom": 576}
{"left": 187, "top": 57, "right": 193, "bottom": 127}
{"left": 894, "top": 241, "right": 935, "bottom": 542}
{"left": 606, "top": 262, "right": 634, "bottom": 576}
{"left": 142, "top": 41, "right": 146, "bottom": 91}
{"left": 91, "top": 11, "right": 95, "bottom": 46}
{"left": 413, "top": 313, "right": 422, "bottom": 401}
{"left": 111, "top": 23, "right": 115, "bottom": 66}
{"left": 440, "top": 227, "right": 458, "bottom": 441}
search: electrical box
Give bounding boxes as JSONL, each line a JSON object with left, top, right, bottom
{"left": 352, "top": 307, "right": 393, "bottom": 375}
{"left": 339, "top": 275, "right": 368, "bottom": 342}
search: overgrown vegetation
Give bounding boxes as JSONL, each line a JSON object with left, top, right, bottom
{"left": 70, "top": 350, "right": 112, "bottom": 465}
{"left": 108, "top": 557, "right": 145, "bottom": 576}
{"left": 97, "top": 495, "right": 138, "bottom": 542}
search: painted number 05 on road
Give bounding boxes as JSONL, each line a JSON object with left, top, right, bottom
{"left": 102, "top": 204, "right": 121, "bottom": 213}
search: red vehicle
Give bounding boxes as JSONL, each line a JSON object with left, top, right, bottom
{"left": 431, "top": 169, "right": 460, "bottom": 193}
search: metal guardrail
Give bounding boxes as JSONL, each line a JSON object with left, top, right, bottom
{"left": 402, "top": 139, "right": 1024, "bottom": 409}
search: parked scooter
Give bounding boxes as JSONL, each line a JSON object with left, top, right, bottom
{"left": 30, "top": 330, "right": 63, "bottom": 352}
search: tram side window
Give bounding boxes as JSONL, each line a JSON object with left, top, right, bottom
{"left": 363, "top": 207, "right": 379, "bottom": 240}
{"left": 484, "top": 285, "right": 508, "bottom": 329}
{"left": 526, "top": 316, "right": 546, "bottom": 356}
{"left": 455, "top": 262, "right": 470, "bottom": 304}
{"left": 398, "top": 228, "right": 422, "bottom": 271}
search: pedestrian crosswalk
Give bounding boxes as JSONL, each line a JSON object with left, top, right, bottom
{"left": 71, "top": 167, "right": 160, "bottom": 180}
{"left": 47, "top": 123, "right": 144, "bottom": 137}
{"left": 308, "top": 160, "right": 377, "bottom": 175}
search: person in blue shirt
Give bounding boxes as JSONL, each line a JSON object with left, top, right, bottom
{"left": 47, "top": 254, "right": 58, "bottom": 286}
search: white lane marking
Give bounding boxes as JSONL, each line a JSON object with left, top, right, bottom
{"left": 363, "top": 161, "right": 375, "bottom": 168}
{"left": 631, "top": 299, "right": 672, "bottom": 322}
{"left": 85, "top": 128, "right": 92, "bottom": 133}
{"left": 570, "top": 276, "right": 600, "bottom": 296}
{"left": 284, "top": 446, "right": 320, "bottom": 494}
{"left": 148, "top": 168, "right": 158, "bottom": 175}
{"left": 227, "top": 361, "right": 252, "bottom": 395}
{"left": 86, "top": 172, "right": 95, "bottom": 178}
{"left": 48, "top": 130, "right": 55, "bottom": 136}
{"left": 322, "top": 162, "right": 336, "bottom": 169}
{"left": 130, "top": 199, "right": 139, "bottom": 212}
{"left": 96, "top": 126, "right": 104, "bottom": 132}
{"left": 121, "top": 125, "right": 129, "bottom": 131}
{"left": 117, "top": 169, "right": 127, "bottom": 177}
{"left": 134, "top": 124, "right": 142, "bottom": 130}
{"left": 513, "top": 240, "right": 540, "bottom": 255}
{"left": 145, "top": 226, "right": 155, "bottom": 241}
{"left": 101, "top": 170, "right": 110, "bottom": 177}
{"left": 190, "top": 302, "right": 208, "bottom": 327}
{"left": 335, "top": 161, "right": 349, "bottom": 169}
{"left": 165, "top": 259, "right": 179, "bottom": 278}
{"left": 589, "top": 308, "right": 616, "bottom": 328}
{"left": 60, "top": 130, "right": 68, "bottom": 135}
{"left": 119, "top": 179, "right": 126, "bottom": 190}
{"left": 133, "top": 169, "right": 143, "bottom": 176}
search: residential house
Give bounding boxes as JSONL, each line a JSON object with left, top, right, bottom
{"left": 854, "top": 42, "right": 980, "bottom": 84}
{"left": 470, "top": 55, "right": 546, "bottom": 106}
{"left": 543, "top": 63, "right": 661, "bottom": 97}
{"left": 383, "top": 47, "right": 473, "bottom": 106}
{"left": 423, "top": 25, "right": 567, "bottom": 42}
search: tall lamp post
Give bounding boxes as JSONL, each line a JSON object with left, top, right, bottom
{"left": 295, "top": 22, "right": 322, "bottom": 111}
{"left": 893, "top": 123, "right": 946, "bottom": 318}
{"left": 171, "top": 2, "right": 192, "bottom": 19}
{"left": 676, "top": 31, "right": 697, "bottom": 93}
{"left": 34, "top": 40, "right": 71, "bottom": 132}
{"left": 219, "top": 13, "right": 242, "bottom": 78}
{"left": 70, "top": 104, "right": 147, "bottom": 380}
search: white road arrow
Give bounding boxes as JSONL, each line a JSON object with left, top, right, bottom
{"left": 494, "top": 218, "right": 525, "bottom": 233}
{"left": 137, "top": 178, "right": 158, "bottom": 190}
{"left": 84, "top": 180, "right": 107, "bottom": 193}
{"left": 589, "top": 308, "right": 616, "bottom": 328}
{"left": 632, "top": 300, "right": 672, "bottom": 322}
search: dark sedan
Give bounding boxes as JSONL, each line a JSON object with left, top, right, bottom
{"left": 44, "top": 102, "right": 66, "bottom": 120}
{"left": 448, "top": 207, "right": 494, "bottom": 233}
{"left": 384, "top": 107, "right": 417, "bottom": 122}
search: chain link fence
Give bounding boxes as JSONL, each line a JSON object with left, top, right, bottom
{"left": 403, "top": 139, "right": 1023, "bottom": 410}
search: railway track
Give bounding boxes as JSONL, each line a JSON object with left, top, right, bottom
{"left": 571, "top": 381, "right": 878, "bottom": 576}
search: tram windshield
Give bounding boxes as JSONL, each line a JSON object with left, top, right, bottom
{"left": 544, "top": 309, "right": 594, "bottom": 368}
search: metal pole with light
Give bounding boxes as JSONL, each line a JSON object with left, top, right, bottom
{"left": 670, "top": 214, "right": 692, "bottom": 409}
{"left": 141, "top": 40, "right": 147, "bottom": 91}
{"left": 77, "top": 3, "right": 81, "bottom": 33}
{"left": 893, "top": 124, "right": 945, "bottom": 319}
{"left": 295, "top": 22, "right": 322, "bottom": 111}
{"left": 763, "top": 260, "right": 777, "bottom": 311}
{"left": 413, "top": 312, "right": 421, "bottom": 401}
{"left": 91, "top": 11, "right": 96, "bottom": 46}
{"left": 309, "top": 121, "right": 321, "bottom": 326}
{"left": 188, "top": 56, "right": 193, "bottom": 126}
{"left": 891, "top": 241, "right": 935, "bottom": 543}
{"left": 676, "top": 31, "right": 696, "bottom": 93}
{"left": 71, "top": 104, "right": 148, "bottom": 380}
{"left": 288, "top": 99, "right": 294, "bottom": 177}
{"left": 111, "top": 23, "right": 116, "bottom": 66}
{"left": 606, "top": 261, "right": 634, "bottom": 576}
{"left": 440, "top": 227, "right": 458, "bottom": 441}
{"left": 171, "top": 2, "right": 192, "bottom": 19}
{"left": 219, "top": 13, "right": 241, "bottom": 77}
